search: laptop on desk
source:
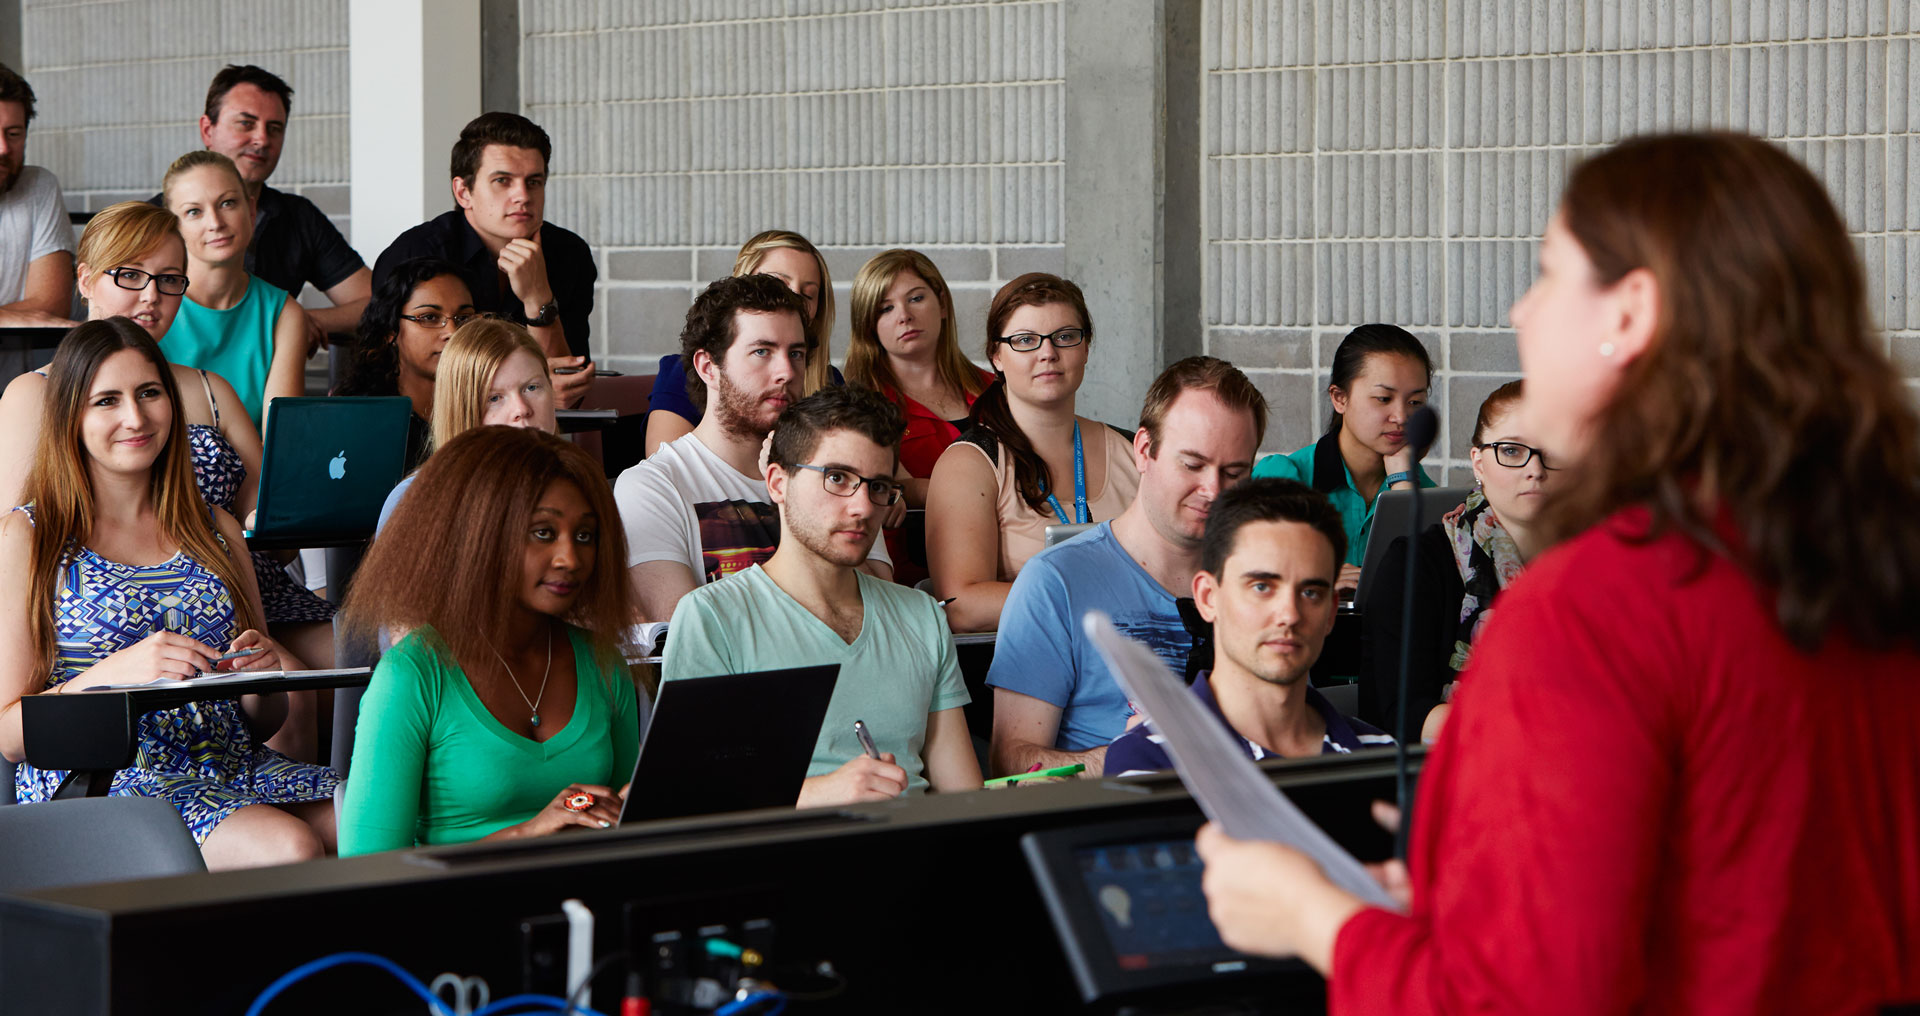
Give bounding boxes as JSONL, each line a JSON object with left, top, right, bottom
{"left": 1355, "top": 487, "right": 1473, "bottom": 605}
{"left": 244, "top": 396, "right": 412, "bottom": 546}
{"left": 619, "top": 664, "right": 841, "bottom": 825}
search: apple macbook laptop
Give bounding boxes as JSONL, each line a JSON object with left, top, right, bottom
{"left": 619, "top": 664, "right": 841, "bottom": 824}
{"left": 1044, "top": 522, "right": 1097, "bottom": 548}
{"left": 1355, "top": 487, "right": 1473, "bottom": 605}
{"left": 245, "top": 396, "right": 413, "bottom": 544}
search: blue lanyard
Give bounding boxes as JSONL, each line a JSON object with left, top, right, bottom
{"left": 1043, "top": 421, "right": 1089, "bottom": 525}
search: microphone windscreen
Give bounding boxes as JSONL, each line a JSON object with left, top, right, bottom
{"left": 1405, "top": 406, "right": 1439, "bottom": 459}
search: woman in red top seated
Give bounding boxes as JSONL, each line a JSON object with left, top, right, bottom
{"left": 1196, "top": 131, "right": 1920, "bottom": 1013}
{"left": 844, "top": 249, "right": 992, "bottom": 587}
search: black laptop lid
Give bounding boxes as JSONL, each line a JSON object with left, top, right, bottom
{"left": 250, "top": 396, "right": 412, "bottom": 542}
{"left": 620, "top": 664, "right": 840, "bottom": 824}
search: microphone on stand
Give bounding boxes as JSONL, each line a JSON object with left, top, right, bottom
{"left": 1392, "top": 406, "right": 1439, "bottom": 861}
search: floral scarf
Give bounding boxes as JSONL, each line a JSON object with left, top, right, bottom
{"left": 1442, "top": 490, "right": 1526, "bottom": 673}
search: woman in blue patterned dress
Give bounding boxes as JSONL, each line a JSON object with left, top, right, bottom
{"left": 0, "top": 318, "right": 337, "bottom": 870}
{"left": 0, "top": 201, "right": 337, "bottom": 761}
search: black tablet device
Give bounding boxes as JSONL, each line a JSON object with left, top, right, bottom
{"left": 1022, "top": 814, "right": 1305, "bottom": 1003}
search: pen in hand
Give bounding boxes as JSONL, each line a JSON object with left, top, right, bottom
{"left": 852, "top": 719, "right": 881, "bottom": 761}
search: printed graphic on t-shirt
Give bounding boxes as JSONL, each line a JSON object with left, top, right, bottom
{"left": 695, "top": 500, "right": 782, "bottom": 583}
{"left": 1114, "top": 617, "right": 1191, "bottom": 684}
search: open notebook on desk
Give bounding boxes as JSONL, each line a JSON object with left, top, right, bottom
{"left": 85, "top": 667, "right": 373, "bottom": 692}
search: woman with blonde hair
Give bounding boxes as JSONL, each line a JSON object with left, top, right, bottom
{"left": 845, "top": 248, "right": 992, "bottom": 586}
{"left": 644, "top": 229, "right": 842, "bottom": 455}
{"left": 160, "top": 150, "right": 308, "bottom": 429}
{"left": 0, "top": 319, "right": 337, "bottom": 870}
{"left": 375, "top": 317, "right": 557, "bottom": 531}
{"left": 0, "top": 201, "right": 335, "bottom": 757}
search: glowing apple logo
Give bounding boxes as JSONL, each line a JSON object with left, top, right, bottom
{"left": 328, "top": 451, "right": 347, "bottom": 480}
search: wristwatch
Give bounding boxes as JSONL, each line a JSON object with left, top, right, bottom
{"left": 526, "top": 299, "right": 560, "bottom": 327}
{"left": 1383, "top": 470, "right": 1415, "bottom": 489}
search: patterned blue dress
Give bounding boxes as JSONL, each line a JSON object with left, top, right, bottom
{"left": 11, "top": 505, "right": 338, "bottom": 844}
{"left": 182, "top": 371, "right": 335, "bottom": 625}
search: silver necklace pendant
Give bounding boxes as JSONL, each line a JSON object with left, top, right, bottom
{"left": 530, "top": 713, "right": 541, "bottom": 728}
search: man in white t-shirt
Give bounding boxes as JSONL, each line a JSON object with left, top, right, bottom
{"left": 617, "top": 274, "right": 892, "bottom": 621}
{"left": 0, "top": 64, "right": 76, "bottom": 328}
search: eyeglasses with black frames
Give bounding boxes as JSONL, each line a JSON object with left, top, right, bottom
{"left": 105, "top": 267, "right": 190, "bottom": 297}
{"left": 1474, "top": 441, "right": 1559, "bottom": 470}
{"left": 788, "top": 463, "right": 903, "bottom": 506}
{"left": 994, "top": 327, "right": 1087, "bottom": 353}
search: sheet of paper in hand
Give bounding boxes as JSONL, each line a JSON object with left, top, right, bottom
{"left": 1082, "top": 610, "right": 1398, "bottom": 909}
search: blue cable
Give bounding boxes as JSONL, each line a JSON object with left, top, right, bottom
{"left": 715, "top": 991, "right": 787, "bottom": 1016}
{"left": 243, "top": 952, "right": 613, "bottom": 1016}
{"left": 244, "top": 951, "right": 456, "bottom": 1016}
{"left": 475, "top": 993, "right": 611, "bottom": 1016}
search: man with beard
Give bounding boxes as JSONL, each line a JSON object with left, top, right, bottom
{"left": 662, "top": 386, "right": 980, "bottom": 806}
{"left": 1104, "top": 478, "right": 1392, "bottom": 777}
{"left": 0, "top": 63, "right": 77, "bottom": 328}
{"left": 619, "top": 275, "right": 892, "bottom": 622}
{"left": 987, "top": 356, "right": 1267, "bottom": 777}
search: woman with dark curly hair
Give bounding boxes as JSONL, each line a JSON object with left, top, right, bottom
{"left": 335, "top": 256, "right": 475, "bottom": 471}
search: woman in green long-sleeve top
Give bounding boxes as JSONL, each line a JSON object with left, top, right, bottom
{"left": 336, "top": 426, "right": 642, "bottom": 854}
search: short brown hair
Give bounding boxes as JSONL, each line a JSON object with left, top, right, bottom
{"left": 0, "top": 63, "right": 34, "bottom": 121}
{"left": 203, "top": 64, "right": 292, "bottom": 122}
{"left": 768, "top": 386, "right": 906, "bottom": 472}
{"left": 341, "top": 426, "right": 634, "bottom": 669}
{"left": 1137, "top": 356, "right": 1268, "bottom": 457}
{"left": 678, "top": 274, "right": 808, "bottom": 409}
{"left": 733, "top": 230, "right": 837, "bottom": 395}
{"left": 450, "top": 112, "right": 552, "bottom": 187}
{"left": 1199, "top": 478, "right": 1346, "bottom": 578}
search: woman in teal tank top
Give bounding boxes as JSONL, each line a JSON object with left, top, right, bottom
{"left": 160, "top": 151, "right": 309, "bottom": 429}
{"left": 336, "top": 427, "right": 644, "bottom": 854}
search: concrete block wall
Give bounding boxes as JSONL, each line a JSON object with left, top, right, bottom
{"left": 16, "top": 0, "right": 353, "bottom": 284}
{"left": 1205, "top": 0, "right": 1920, "bottom": 479}
{"left": 522, "top": 0, "right": 1067, "bottom": 374}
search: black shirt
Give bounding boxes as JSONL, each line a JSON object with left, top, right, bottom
{"left": 372, "top": 209, "right": 597, "bottom": 358}
{"left": 148, "top": 185, "right": 365, "bottom": 297}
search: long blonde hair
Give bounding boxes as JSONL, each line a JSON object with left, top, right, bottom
{"left": 75, "top": 202, "right": 183, "bottom": 296}
{"left": 845, "top": 248, "right": 987, "bottom": 404}
{"left": 430, "top": 317, "right": 551, "bottom": 450}
{"left": 23, "top": 320, "right": 261, "bottom": 687}
{"left": 733, "top": 230, "right": 835, "bottom": 394}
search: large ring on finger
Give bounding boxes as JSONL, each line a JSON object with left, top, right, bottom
{"left": 563, "top": 792, "right": 595, "bottom": 813}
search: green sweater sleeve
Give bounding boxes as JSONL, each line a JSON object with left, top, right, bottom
{"left": 339, "top": 634, "right": 437, "bottom": 856}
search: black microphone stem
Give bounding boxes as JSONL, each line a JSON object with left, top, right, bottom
{"left": 1391, "top": 405, "right": 1438, "bottom": 862}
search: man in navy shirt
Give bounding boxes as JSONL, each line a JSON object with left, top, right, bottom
{"left": 373, "top": 112, "right": 596, "bottom": 407}
{"left": 1106, "top": 478, "right": 1392, "bottom": 776}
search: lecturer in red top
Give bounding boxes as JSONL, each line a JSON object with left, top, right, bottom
{"left": 1196, "top": 131, "right": 1920, "bottom": 1014}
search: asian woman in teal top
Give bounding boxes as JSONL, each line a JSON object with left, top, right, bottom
{"left": 336, "top": 426, "right": 641, "bottom": 854}
{"left": 160, "top": 151, "right": 308, "bottom": 429}
{"left": 1251, "top": 323, "right": 1435, "bottom": 596}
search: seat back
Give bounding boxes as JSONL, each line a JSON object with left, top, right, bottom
{"left": 0, "top": 755, "right": 14, "bottom": 805}
{"left": 0, "top": 797, "right": 205, "bottom": 892}
{"left": 574, "top": 373, "right": 657, "bottom": 477}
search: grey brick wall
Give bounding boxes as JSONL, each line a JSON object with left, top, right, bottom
{"left": 1205, "top": 0, "right": 1920, "bottom": 478}
{"left": 523, "top": 0, "right": 1067, "bottom": 373}
{"left": 18, "top": 0, "right": 352, "bottom": 296}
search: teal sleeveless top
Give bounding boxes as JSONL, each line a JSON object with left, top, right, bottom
{"left": 166, "top": 275, "right": 290, "bottom": 427}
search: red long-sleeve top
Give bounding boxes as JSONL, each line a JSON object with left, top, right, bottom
{"left": 1333, "top": 508, "right": 1920, "bottom": 1015}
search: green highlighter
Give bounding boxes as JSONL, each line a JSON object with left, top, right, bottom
{"left": 983, "top": 763, "right": 1086, "bottom": 787}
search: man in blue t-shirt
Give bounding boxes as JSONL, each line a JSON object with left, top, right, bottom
{"left": 986, "top": 357, "right": 1269, "bottom": 777}
{"left": 1105, "top": 479, "right": 1393, "bottom": 776}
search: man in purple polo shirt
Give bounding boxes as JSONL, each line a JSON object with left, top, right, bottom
{"left": 1107, "top": 478, "right": 1392, "bottom": 776}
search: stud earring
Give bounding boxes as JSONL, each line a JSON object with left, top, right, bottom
{"left": 1599, "top": 341, "right": 1616, "bottom": 357}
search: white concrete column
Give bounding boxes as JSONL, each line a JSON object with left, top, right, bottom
{"left": 348, "top": 0, "right": 481, "bottom": 264}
